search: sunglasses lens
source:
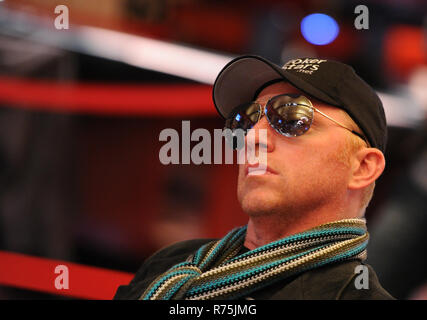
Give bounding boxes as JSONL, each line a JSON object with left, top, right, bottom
{"left": 265, "top": 95, "right": 314, "bottom": 137}
{"left": 224, "top": 102, "right": 261, "bottom": 149}
{"left": 225, "top": 102, "right": 261, "bottom": 131}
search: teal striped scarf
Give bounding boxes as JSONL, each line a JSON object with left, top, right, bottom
{"left": 140, "top": 218, "right": 368, "bottom": 300}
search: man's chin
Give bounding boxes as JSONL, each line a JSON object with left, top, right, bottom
{"left": 239, "top": 194, "right": 281, "bottom": 217}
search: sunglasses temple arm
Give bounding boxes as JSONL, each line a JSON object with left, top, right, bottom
{"left": 314, "top": 108, "right": 370, "bottom": 146}
{"left": 351, "top": 130, "right": 371, "bottom": 147}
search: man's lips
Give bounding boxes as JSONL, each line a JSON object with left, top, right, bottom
{"left": 245, "top": 163, "right": 278, "bottom": 176}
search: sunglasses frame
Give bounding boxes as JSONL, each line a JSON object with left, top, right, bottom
{"left": 228, "top": 93, "right": 370, "bottom": 147}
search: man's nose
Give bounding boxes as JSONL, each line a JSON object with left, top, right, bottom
{"left": 245, "top": 116, "right": 275, "bottom": 154}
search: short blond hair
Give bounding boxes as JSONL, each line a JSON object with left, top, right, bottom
{"left": 340, "top": 111, "right": 375, "bottom": 210}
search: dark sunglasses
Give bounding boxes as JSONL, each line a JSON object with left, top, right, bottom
{"left": 225, "top": 93, "right": 368, "bottom": 148}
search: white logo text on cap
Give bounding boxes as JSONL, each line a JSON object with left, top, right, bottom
{"left": 282, "top": 58, "right": 327, "bottom": 75}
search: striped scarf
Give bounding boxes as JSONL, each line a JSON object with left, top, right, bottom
{"left": 140, "top": 218, "right": 368, "bottom": 300}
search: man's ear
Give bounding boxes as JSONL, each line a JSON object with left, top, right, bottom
{"left": 348, "top": 148, "right": 385, "bottom": 190}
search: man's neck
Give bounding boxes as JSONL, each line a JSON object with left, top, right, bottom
{"left": 243, "top": 204, "right": 360, "bottom": 250}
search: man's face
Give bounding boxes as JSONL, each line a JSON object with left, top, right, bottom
{"left": 237, "top": 81, "right": 355, "bottom": 218}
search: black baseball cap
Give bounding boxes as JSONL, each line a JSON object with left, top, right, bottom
{"left": 213, "top": 55, "right": 387, "bottom": 152}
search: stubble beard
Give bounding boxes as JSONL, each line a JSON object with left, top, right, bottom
{"left": 237, "top": 162, "right": 349, "bottom": 222}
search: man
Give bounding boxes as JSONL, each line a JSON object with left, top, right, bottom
{"left": 114, "top": 55, "right": 394, "bottom": 300}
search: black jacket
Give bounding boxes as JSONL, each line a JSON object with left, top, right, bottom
{"left": 114, "top": 238, "right": 395, "bottom": 300}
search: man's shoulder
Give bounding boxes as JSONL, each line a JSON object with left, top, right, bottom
{"left": 334, "top": 261, "right": 395, "bottom": 300}
{"left": 113, "top": 238, "right": 215, "bottom": 300}
{"left": 262, "top": 260, "right": 395, "bottom": 300}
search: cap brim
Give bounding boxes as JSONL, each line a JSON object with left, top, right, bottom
{"left": 213, "top": 55, "right": 341, "bottom": 119}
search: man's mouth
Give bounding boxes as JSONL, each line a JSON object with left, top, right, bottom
{"left": 245, "top": 164, "right": 278, "bottom": 176}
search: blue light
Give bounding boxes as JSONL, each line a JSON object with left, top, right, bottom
{"left": 301, "top": 13, "right": 339, "bottom": 45}
{"left": 235, "top": 114, "right": 241, "bottom": 121}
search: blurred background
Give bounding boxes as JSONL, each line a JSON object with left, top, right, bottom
{"left": 0, "top": 0, "right": 426, "bottom": 300}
